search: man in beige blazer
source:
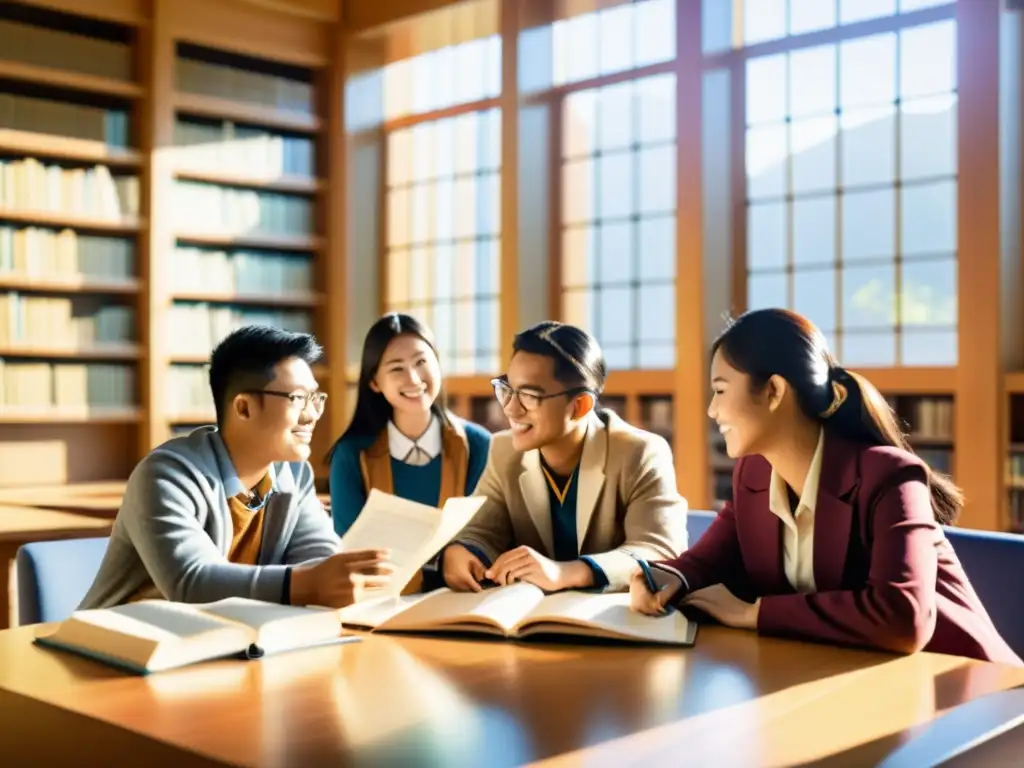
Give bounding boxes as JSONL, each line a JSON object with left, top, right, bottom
{"left": 442, "top": 321, "right": 688, "bottom": 593}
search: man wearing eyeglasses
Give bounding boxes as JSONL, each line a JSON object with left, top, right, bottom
{"left": 79, "top": 325, "right": 392, "bottom": 610}
{"left": 441, "top": 321, "right": 688, "bottom": 594}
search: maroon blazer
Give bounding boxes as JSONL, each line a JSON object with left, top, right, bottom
{"left": 657, "top": 432, "right": 1022, "bottom": 666}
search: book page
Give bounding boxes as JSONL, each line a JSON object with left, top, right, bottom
{"left": 515, "top": 591, "right": 697, "bottom": 646}
{"left": 198, "top": 597, "right": 344, "bottom": 654}
{"left": 340, "top": 489, "right": 485, "bottom": 597}
{"left": 338, "top": 592, "right": 435, "bottom": 629}
{"left": 87, "top": 600, "right": 238, "bottom": 640}
{"left": 378, "top": 583, "right": 547, "bottom": 634}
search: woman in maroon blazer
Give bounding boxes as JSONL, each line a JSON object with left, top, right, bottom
{"left": 631, "top": 308, "right": 1021, "bottom": 666}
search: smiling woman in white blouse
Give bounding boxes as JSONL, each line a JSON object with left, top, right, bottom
{"left": 325, "top": 313, "right": 491, "bottom": 591}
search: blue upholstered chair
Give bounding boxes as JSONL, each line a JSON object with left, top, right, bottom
{"left": 687, "top": 510, "right": 717, "bottom": 546}
{"left": 15, "top": 536, "right": 109, "bottom": 625}
{"left": 944, "top": 526, "right": 1024, "bottom": 660}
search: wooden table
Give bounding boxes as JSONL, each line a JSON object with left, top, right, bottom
{"left": 0, "top": 505, "right": 112, "bottom": 630}
{"left": 0, "top": 624, "right": 1022, "bottom": 766}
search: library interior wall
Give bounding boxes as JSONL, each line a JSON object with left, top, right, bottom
{"left": 2, "top": 0, "right": 1023, "bottom": 534}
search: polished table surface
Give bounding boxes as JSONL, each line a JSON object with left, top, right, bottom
{"left": 1, "top": 623, "right": 1023, "bottom": 767}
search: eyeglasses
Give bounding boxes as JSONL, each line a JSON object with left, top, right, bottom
{"left": 255, "top": 390, "right": 328, "bottom": 415}
{"left": 491, "top": 378, "right": 589, "bottom": 412}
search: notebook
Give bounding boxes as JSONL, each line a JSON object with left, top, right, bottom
{"left": 338, "top": 583, "right": 698, "bottom": 646}
{"left": 35, "top": 597, "right": 356, "bottom": 674}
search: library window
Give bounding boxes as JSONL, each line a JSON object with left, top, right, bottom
{"left": 551, "top": 0, "right": 675, "bottom": 87}
{"left": 745, "top": 18, "right": 957, "bottom": 366}
{"left": 741, "top": 0, "right": 954, "bottom": 46}
{"left": 384, "top": 108, "right": 501, "bottom": 375}
{"left": 560, "top": 73, "right": 677, "bottom": 370}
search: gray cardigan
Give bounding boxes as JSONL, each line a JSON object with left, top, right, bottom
{"left": 78, "top": 426, "right": 341, "bottom": 610}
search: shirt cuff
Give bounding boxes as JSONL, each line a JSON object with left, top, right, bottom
{"left": 580, "top": 556, "right": 609, "bottom": 592}
{"left": 282, "top": 566, "right": 292, "bottom": 605}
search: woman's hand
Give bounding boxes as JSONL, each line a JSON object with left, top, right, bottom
{"left": 681, "top": 584, "right": 760, "bottom": 630}
{"left": 629, "top": 570, "right": 674, "bottom": 616}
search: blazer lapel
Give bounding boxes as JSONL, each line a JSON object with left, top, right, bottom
{"left": 812, "top": 433, "right": 859, "bottom": 592}
{"left": 575, "top": 412, "right": 607, "bottom": 551}
{"left": 519, "top": 450, "right": 555, "bottom": 554}
{"left": 737, "top": 460, "right": 789, "bottom": 594}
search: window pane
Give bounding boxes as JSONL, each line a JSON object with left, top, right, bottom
{"left": 409, "top": 246, "right": 431, "bottom": 302}
{"left": 841, "top": 106, "right": 895, "bottom": 187}
{"left": 557, "top": 14, "right": 598, "bottom": 85}
{"left": 476, "top": 238, "right": 500, "bottom": 295}
{"left": 599, "top": 5, "right": 634, "bottom": 76}
{"left": 598, "top": 152, "right": 633, "bottom": 218}
{"left": 843, "top": 263, "right": 895, "bottom": 329}
{"left": 637, "top": 74, "right": 675, "bottom": 143}
{"left": 843, "top": 331, "right": 896, "bottom": 366}
{"left": 638, "top": 144, "right": 675, "bottom": 214}
{"left": 901, "top": 257, "right": 956, "bottom": 325}
{"left": 410, "top": 183, "right": 432, "bottom": 244}
{"left": 791, "top": 116, "right": 836, "bottom": 194}
{"left": 412, "top": 124, "right": 434, "bottom": 181}
{"left": 842, "top": 188, "right": 895, "bottom": 261}
{"left": 479, "top": 109, "right": 501, "bottom": 171}
{"left": 453, "top": 240, "right": 476, "bottom": 298}
{"left": 562, "top": 226, "right": 596, "bottom": 287}
{"left": 563, "top": 288, "right": 596, "bottom": 331}
{"left": 434, "top": 244, "right": 454, "bottom": 300}
{"left": 475, "top": 297, "right": 498, "bottom": 357}
{"left": 564, "top": 90, "right": 597, "bottom": 158}
{"left": 900, "top": 21, "right": 956, "bottom": 98}
{"left": 744, "top": 0, "right": 787, "bottom": 45}
{"left": 388, "top": 248, "right": 409, "bottom": 304}
{"left": 747, "top": 124, "right": 788, "bottom": 199}
{"left": 599, "top": 83, "right": 634, "bottom": 150}
{"left": 638, "top": 216, "right": 675, "bottom": 280}
{"left": 387, "top": 130, "right": 412, "bottom": 186}
{"left": 638, "top": 284, "right": 675, "bottom": 342}
{"left": 793, "top": 268, "right": 836, "bottom": 332}
{"left": 387, "top": 188, "right": 410, "bottom": 247}
{"left": 901, "top": 95, "right": 956, "bottom": 180}
{"left": 433, "top": 117, "right": 455, "bottom": 175}
{"left": 634, "top": 0, "right": 675, "bottom": 67}
{"left": 790, "top": 0, "right": 837, "bottom": 35}
{"left": 563, "top": 158, "right": 595, "bottom": 224}
{"left": 789, "top": 46, "right": 836, "bottom": 118}
{"left": 748, "top": 202, "right": 787, "bottom": 269}
{"left": 748, "top": 272, "right": 787, "bottom": 310}
{"left": 746, "top": 54, "right": 787, "bottom": 125}
{"left": 793, "top": 196, "right": 835, "bottom": 266}
{"left": 599, "top": 221, "right": 633, "bottom": 284}
{"left": 434, "top": 178, "right": 454, "bottom": 241}
{"left": 638, "top": 342, "right": 675, "bottom": 368}
{"left": 604, "top": 345, "right": 634, "bottom": 370}
{"left": 840, "top": 0, "right": 896, "bottom": 25}
{"left": 477, "top": 172, "right": 500, "bottom": 236}
{"left": 433, "top": 301, "right": 455, "bottom": 359}
{"left": 453, "top": 114, "right": 481, "bottom": 174}
{"left": 899, "top": 0, "right": 953, "bottom": 10}
{"left": 840, "top": 35, "right": 897, "bottom": 109}
{"left": 599, "top": 286, "right": 635, "bottom": 344}
{"left": 901, "top": 180, "right": 956, "bottom": 255}
{"left": 453, "top": 176, "right": 477, "bottom": 239}
{"left": 901, "top": 329, "right": 957, "bottom": 365}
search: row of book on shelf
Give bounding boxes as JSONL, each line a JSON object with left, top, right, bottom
{"left": 0, "top": 359, "right": 134, "bottom": 412}
{"left": 0, "top": 226, "right": 134, "bottom": 280}
{"left": 0, "top": 294, "right": 132, "bottom": 348}
{"left": 0, "top": 158, "right": 138, "bottom": 221}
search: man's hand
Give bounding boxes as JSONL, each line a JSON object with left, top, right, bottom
{"left": 442, "top": 543, "right": 487, "bottom": 592}
{"left": 681, "top": 584, "right": 760, "bottom": 630}
{"left": 629, "top": 569, "right": 674, "bottom": 616}
{"left": 289, "top": 549, "right": 393, "bottom": 608}
{"left": 486, "top": 546, "right": 591, "bottom": 592}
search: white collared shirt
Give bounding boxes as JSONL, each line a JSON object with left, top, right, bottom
{"left": 387, "top": 416, "right": 441, "bottom": 466}
{"left": 768, "top": 428, "right": 826, "bottom": 594}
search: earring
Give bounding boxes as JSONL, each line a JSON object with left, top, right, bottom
{"left": 819, "top": 381, "right": 848, "bottom": 419}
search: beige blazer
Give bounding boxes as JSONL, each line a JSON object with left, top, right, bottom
{"left": 454, "top": 409, "right": 689, "bottom": 591}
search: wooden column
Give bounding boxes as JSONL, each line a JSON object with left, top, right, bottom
{"left": 498, "top": 0, "right": 520, "bottom": 363}
{"left": 674, "top": 0, "right": 710, "bottom": 509}
{"left": 136, "top": 0, "right": 175, "bottom": 453}
{"left": 955, "top": 0, "right": 1003, "bottom": 530}
{"left": 323, "top": 20, "right": 349, "bottom": 439}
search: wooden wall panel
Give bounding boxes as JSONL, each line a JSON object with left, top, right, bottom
{"left": 498, "top": 0, "right": 519, "bottom": 364}
{"left": 236, "top": 0, "right": 339, "bottom": 22}
{"left": 166, "top": 0, "right": 331, "bottom": 67}
{"left": 19, "top": 0, "right": 147, "bottom": 25}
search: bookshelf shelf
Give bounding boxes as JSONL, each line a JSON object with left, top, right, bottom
{"left": 173, "top": 168, "right": 322, "bottom": 195}
{"left": 174, "top": 231, "right": 321, "bottom": 252}
{"left": 172, "top": 92, "right": 321, "bottom": 134}
{"left": 170, "top": 290, "right": 320, "bottom": 308}
{"left": 167, "top": 411, "right": 215, "bottom": 425}
{"left": 0, "top": 275, "right": 138, "bottom": 294}
{"left": 0, "top": 209, "right": 142, "bottom": 233}
{"left": 0, "top": 343, "right": 139, "bottom": 360}
{"left": 0, "top": 406, "right": 141, "bottom": 424}
{"left": 0, "top": 59, "right": 142, "bottom": 99}
{"left": 0, "top": 129, "right": 141, "bottom": 166}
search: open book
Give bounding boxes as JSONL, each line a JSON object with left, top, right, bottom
{"left": 339, "top": 583, "right": 697, "bottom": 646}
{"left": 340, "top": 489, "right": 486, "bottom": 596}
{"left": 34, "top": 597, "right": 355, "bottom": 674}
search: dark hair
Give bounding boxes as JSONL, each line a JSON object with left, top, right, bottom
{"left": 712, "top": 308, "right": 963, "bottom": 526}
{"left": 326, "top": 313, "right": 451, "bottom": 461}
{"left": 209, "top": 324, "right": 323, "bottom": 426}
{"left": 511, "top": 321, "right": 607, "bottom": 396}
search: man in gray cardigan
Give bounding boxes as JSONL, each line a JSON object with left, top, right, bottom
{"left": 79, "top": 325, "right": 392, "bottom": 610}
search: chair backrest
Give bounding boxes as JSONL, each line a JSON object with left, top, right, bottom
{"left": 688, "top": 510, "right": 717, "bottom": 546}
{"left": 16, "top": 536, "right": 110, "bottom": 625}
{"left": 943, "top": 526, "right": 1024, "bottom": 660}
